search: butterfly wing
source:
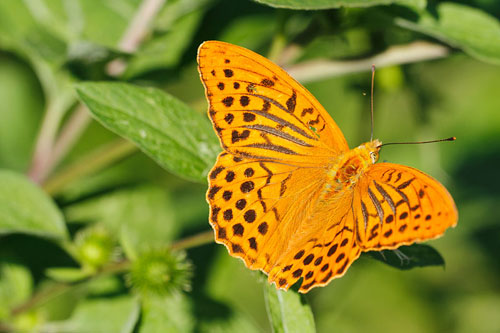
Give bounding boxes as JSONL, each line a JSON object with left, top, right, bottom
{"left": 199, "top": 41, "right": 353, "bottom": 289}
{"left": 353, "top": 163, "right": 458, "bottom": 250}
{"left": 197, "top": 40, "right": 349, "bottom": 166}
{"left": 208, "top": 152, "right": 328, "bottom": 275}
{"left": 267, "top": 191, "right": 361, "bottom": 293}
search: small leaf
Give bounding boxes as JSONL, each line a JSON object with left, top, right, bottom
{"left": 253, "top": 0, "right": 426, "bottom": 10}
{"left": 395, "top": 3, "right": 500, "bottom": 65}
{"left": 264, "top": 282, "right": 315, "bottom": 333}
{"left": 45, "top": 295, "right": 140, "bottom": 333}
{"left": 139, "top": 294, "right": 194, "bottom": 332}
{"left": 0, "top": 170, "right": 68, "bottom": 239}
{"left": 75, "top": 82, "right": 220, "bottom": 182}
{"left": 0, "top": 257, "right": 33, "bottom": 320}
{"left": 45, "top": 267, "right": 92, "bottom": 283}
{"left": 367, "top": 244, "right": 445, "bottom": 270}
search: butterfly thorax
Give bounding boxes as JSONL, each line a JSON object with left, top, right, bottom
{"left": 322, "top": 140, "right": 381, "bottom": 200}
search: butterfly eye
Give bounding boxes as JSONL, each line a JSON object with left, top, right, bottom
{"left": 370, "top": 152, "right": 377, "bottom": 163}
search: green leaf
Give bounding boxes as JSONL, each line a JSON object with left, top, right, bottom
{"left": 75, "top": 82, "right": 220, "bottom": 182}
{"left": 0, "top": 258, "right": 33, "bottom": 320}
{"left": 264, "top": 283, "right": 315, "bottom": 333}
{"left": 139, "top": 294, "right": 194, "bottom": 332}
{"left": 253, "top": 0, "right": 426, "bottom": 10}
{"left": 64, "top": 185, "right": 178, "bottom": 260}
{"left": 395, "top": 3, "right": 500, "bottom": 65}
{"left": 46, "top": 295, "right": 140, "bottom": 333}
{"left": 0, "top": 170, "right": 68, "bottom": 239}
{"left": 367, "top": 244, "right": 445, "bottom": 270}
{"left": 45, "top": 267, "right": 92, "bottom": 283}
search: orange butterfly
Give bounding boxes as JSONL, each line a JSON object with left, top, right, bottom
{"left": 197, "top": 41, "right": 457, "bottom": 293}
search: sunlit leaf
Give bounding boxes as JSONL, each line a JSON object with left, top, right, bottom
{"left": 75, "top": 82, "right": 220, "bottom": 182}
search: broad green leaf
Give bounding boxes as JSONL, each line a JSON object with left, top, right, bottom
{"left": 0, "top": 170, "right": 68, "bottom": 239}
{"left": 139, "top": 294, "right": 194, "bottom": 332}
{"left": 0, "top": 258, "right": 33, "bottom": 320}
{"left": 45, "top": 267, "right": 92, "bottom": 283}
{"left": 367, "top": 244, "right": 445, "bottom": 270}
{"left": 75, "top": 82, "right": 220, "bottom": 182}
{"left": 46, "top": 295, "right": 140, "bottom": 333}
{"left": 395, "top": 3, "right": 500, "bottom": 65}
{"left": 64, "top": 185, "right": 178, "bottom": 259}
{"left": 253, "top": 0, "right": 426, "bottom": 10}
{"left": 264, "top": 283, "right": 315, "bottom": 333}
{"left": 123, "top": 9, "right": 203, "bottom": 78}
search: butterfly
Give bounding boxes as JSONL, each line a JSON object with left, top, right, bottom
{"left": 197, "top": 41, "right": 458, "bottom": 293}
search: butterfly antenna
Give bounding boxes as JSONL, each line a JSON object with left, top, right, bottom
{"left": 370, "top": 64, "right": 375, "bottom": 142}
{"left": 378, "top": 137, "right": 456, "bottom": 148}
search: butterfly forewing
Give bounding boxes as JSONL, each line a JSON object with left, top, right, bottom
{"left": 353, "top": 163, "right": 458, "bottom": 250}
{"left": 197, "top": 41, "right": 349, "bottom": 165}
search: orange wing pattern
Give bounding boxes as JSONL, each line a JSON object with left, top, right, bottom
{"left": 353, "top": 163, "right": 458, "bottom": 250}
{"left": 207, "top": 152, "right": 328, "bottom": 274}
{"left": 197, "top": 41, "right": 349, "bottom": 166}
{"left": 267, "top": 193, "right": 362, "bottom": 292}
{"left": 198, "top": 40, "right": 457, "bottom": 293}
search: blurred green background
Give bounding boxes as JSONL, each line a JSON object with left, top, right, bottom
{"left": 1, "top": 0, "right": 500, "bottom": 332}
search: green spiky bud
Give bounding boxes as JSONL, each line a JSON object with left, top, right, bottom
{"left": 128, "top": 248, "right": 191, "bottom": 296}
{"left": 75, "top": 226, "right": 115, "bottom": 271}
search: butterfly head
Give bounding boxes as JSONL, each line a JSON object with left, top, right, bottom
{"left": 357, "top": 139, "right": 382, "bottom": 165}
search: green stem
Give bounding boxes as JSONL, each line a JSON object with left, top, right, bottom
{"left": 43, "top": 139, "right": 138, "bottom": 196}
{"left": 170, "top": 230, "right": 214, "bottom": 251}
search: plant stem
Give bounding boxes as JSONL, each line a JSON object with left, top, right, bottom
{"left": 285, "top": 41, "right": 450, "bottom": 83}
{"left": 48, "top": 104, "right": 92, "bottom": 175}
{"left": 107, "top": 0, "right": 166, "bottom": 76}
{"left": 170, "top": 230, "right": 214, "bottom": 251}
{"left": 27, "top": 93, "right": 74, "bottom": 183}
{"left": 43, "top": 139, "right": 138, "bottom": 196}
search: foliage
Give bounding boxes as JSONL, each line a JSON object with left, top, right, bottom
{"left": 0, "top": 0, "right": 499, "bottom": 332}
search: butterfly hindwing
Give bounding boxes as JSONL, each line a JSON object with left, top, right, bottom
{"left": 267, "top": 192, "right": 362, "bottom": 292}
{"left": 353, "top": 163, "right": 458, "bottom": 250}
{"left": 208, "top": 152, "right": 327, "bottom": 273}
